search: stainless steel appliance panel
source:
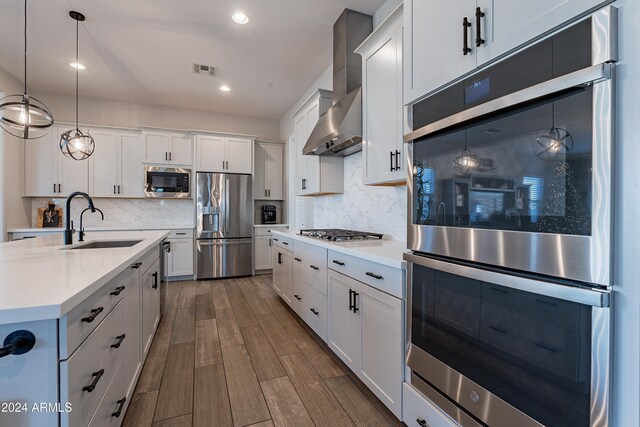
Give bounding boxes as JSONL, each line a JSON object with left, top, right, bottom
{"left": 196, "top": 172, "right": 252, "bottom": 239}
{"left": 144, "top": 166, "right": 191, "bottom": 198}
{"left": 159, "top": 239, "right": 171, "bottom": 315}
{"left": 196, "top": 238, "right": 253, "bottom": 278}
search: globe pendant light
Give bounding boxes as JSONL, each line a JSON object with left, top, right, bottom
{"left": 533, "top": 101, "right": 573, "bottom": 161}
{"left": 0, "top": 0, "right": 54, "bottom": 139}
{"left": 60, "top": 11, "right": 94, "bottom": 160}
{"left": 453, "top": 131, "right": 479, "bottom": 175}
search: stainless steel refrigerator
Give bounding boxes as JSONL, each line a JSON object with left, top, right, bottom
{"left": 196, "top": 172, "right": 253, "bottom": 279}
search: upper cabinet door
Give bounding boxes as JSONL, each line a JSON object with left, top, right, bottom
{"left": 294, "top": 114, "right": 307, "bottom": 196}
{"left": 475, "top": 0, "right": 606, "bottom": 66}
{"left": 119, "top": 133, "right": 144, "bottom": 197}
{"left": 168, "top": 134, "right": 193, "bottom": 166}
{"left": 225, "top": 138, "right": 253, "bottom": 174}
{"left": 196, "top": 135, "right": 226, "bottom": 172}
{"left": 89, "top": 130, "right": 119, "bottom": 197}
{"left": 25, "top": 127, "right": 57, "bottom": 197}
{"left": 254, "top": 143, "right": 268, "bottom": 199}
{"left": 267, "top": 145, "right": 284, "bottom": 200}
{"left": 304, "top": 103, "right": 321, "bottom": 194}
{"left": 58, "top": 145, "right": 89, "bottom": 196}
{"left": 404, "top": 0, "right": 476, "bottom": 104}
{"left": 144, "top": 131, "right": 169, "bottom": 163}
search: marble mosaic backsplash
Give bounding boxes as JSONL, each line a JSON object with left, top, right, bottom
{"left": 31, "top": 198, "right": 194, "bottom": 228}
{"left": 313, "top": 152, "right": 407, "bottom": 241}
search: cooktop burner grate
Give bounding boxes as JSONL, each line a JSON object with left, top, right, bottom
{"left": 299, "top": 229, "right": 384, "bottom": 242}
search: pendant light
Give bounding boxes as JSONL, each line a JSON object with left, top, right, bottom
{"left": 534, "top": 101, "right": 573, "bottom": 161}
{"left": 60, "top": 11, "right": 94, "bottom": 160}
{"left": 0, "top": 0, "right": 54, "bottom": 139}
{"left": 453, "top": 131, "right": 479, "bottom": 175}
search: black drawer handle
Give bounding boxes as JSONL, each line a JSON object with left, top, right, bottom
{"left": 417, "top": 418, "right": 429, "bottom": 427}
{"left": 283, "top": 242, "right": 289, "bottom": 246}
{"left": 111, "top": 334, "right": 126, "bottom": 349}
{"left": 475, "top": 7, "right": 485, "bottom": 47}
{"left": 110, "top": 286, "right": 125, "bottom": 296}
{"left": 534, "top": 342, "right": 559, "bottom": 353}
{"left": 489, "top": 325, "right": 508, "bottom": 334}
{"left": 131, "top": 262, "right": 142, "bottom": 269}
{"left": 112, "top": 397, "right": 127, "bottom": 418}
{"left": 175, "top": 232, "right": 187, "bottom": 235}
{"left": 273, "top": 238, "right": 279, "bottom": 242}
{"left": 310, "top": 265, "right": 320, "bottom": 271}
{"left": 83, "top": 369, "right": 105, "bottom": 393}
{"left": 462, "top": 17, "right": 472, "bottom": 55}
{"left": 352, "top": 291, "right": 359, "bottom": 313}
{"left": 152, "top": 272, "right": 158, "bottom": 289}
{"left": 294, "top": 257, "right": 302, "bottom": 262}
{"left": 349, "top": 289, "right": 355, "bottom": 311}
{"left": 310, "top": 308, "right": 319, "bottom": 316}
{"left": 294, "top": 294, "right": 302, "bottom": 301}
{"left": 81, "top": 307, "right": 104, "bottom": 323}
{"left": 365, "top": 272, "right": 382, "bottom": 280}
{"left": 332, "top": 260, "right": 345, "bottom": 266}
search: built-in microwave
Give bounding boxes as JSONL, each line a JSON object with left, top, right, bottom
{"left": 144, "top": 166, "right": 191, "bottom": 198}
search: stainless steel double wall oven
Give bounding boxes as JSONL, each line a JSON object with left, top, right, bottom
{"left": 404, "top": 7, "right": 616, "bottom": 427}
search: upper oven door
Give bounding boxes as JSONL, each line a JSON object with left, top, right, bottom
{"left": 145, "top": 167, "right": 191, "bottom": 198}
{"left": 405, "top": 8, "right": 616, "bottom": 286}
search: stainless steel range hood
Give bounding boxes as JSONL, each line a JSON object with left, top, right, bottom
{"left": 303, "top": 9, "right": 372, "bottom": 156}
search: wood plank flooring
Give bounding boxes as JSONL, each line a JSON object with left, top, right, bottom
{"left": 123, "top": 275, "right": 404, "bottom": 427}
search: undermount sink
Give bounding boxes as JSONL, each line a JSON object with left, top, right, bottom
{"left": 67, "top": 240, "right": 143, "bottom": 250}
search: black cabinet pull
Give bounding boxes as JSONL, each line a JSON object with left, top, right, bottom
{"left": 489, "top": 325, "right": 508, "bottom": 334}
{"left": 268, "top": 238, "right": 272, "bottom": 247}
{"left": 278, "top": 252, "right": 283, "bottom": 264}
{"left": 152, "top": 272, "right": 158, "bottom": 289}
{"left": 310, "top": 308, "right": 319, "bottom": 316}
{"left": 113, "top": 185, "right": 116, "bottom": 194}
{"left": 110, "top": 286, "right": 125, "bottom": 296}
{"left": 349, "top": 289, "right": 355, "bottom": 311}
{"left": 395, "top": 150, "right": 401, "bottom": 171}
{"left": 112, "top": 397, "right": 127, "bottom": 418}
{"left": 463, "top": 17, "right": 472, "bottom": 55}
{"left": 302, "top": 178, "right": 307, "bottom": 190}
{"left": 117, "top": 185, "right": 121, "bottom": 194}
{"left": 534, "top": 342, "right": 559, "bottom": 353}
{"left": 294, "top": 257, "right": 302, "bottom": 262}
{"left": 58, "top": 184, "right": 61, "bottom": 193}
{"left": 83, "top": 369, "right": 105, "bottom": 393}
{"left": 294, "top": 294, "right": 302, "bottom": 301}
{"left": 390, "top": 151, "right": 394, "bottom": 172}
{"left": 165, "top": 152, "right": 168, "bottom": 161}
{"left": 332, "top": 260, "right": 345, "bottom": 266}
{"left": 53, "top": 183, "right": 56, "bottom": 193}
{"left": 131, "top": 262, "right": 142, "bottom": 269}
{"left": 0, "top": 330, "right": 36, "bottom": 358}
{"left": 309, "top": 265, "right": 319, "bottom": 271}
{"left": 169, "top": 152, "right": 172, "bottom": 161}
{"left": 352, "top": 292, "right": 359, "bottom": 313}
{"left": 365, "top": 272, "right": 383, "bottom": 280}
{"left": 282, "top": 241, "right": 289, "bottom": 246}
{"left": 81, "top": 307, "right": 104, "bottom": 323}
{"left": 111, "top": 334, "right": 126, "bottom": 349}
{"left": 475, "top": 7, "right": 485, "bottom": 47}
{"left": 417, "top": 418, "right": 429, "bottom": 427}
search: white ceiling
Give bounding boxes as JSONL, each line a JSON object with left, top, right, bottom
{"left": 0, "top": 0, "right": 385, "bottom": 120}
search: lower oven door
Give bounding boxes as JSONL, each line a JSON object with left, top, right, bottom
{"left": 405, "top": 253, "right": 611, "bottom": 427}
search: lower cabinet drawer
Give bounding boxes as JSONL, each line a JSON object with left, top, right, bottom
{"left": 60, "top": 301, "right": 126, "bottom": 427}
{"left": 302, "top": 281, "right": 328, "bottom": 342}
{"left": 88, "top": 359, "right": 126, "bottom": 427}
{"left": 273, "top": 235, "right": 292, "bottom": 250}
{"left": 403, "top": 382, "right": 461, "bottom": 427}
{"left": 328, "top": 250, "right": 404, "bottom": 299}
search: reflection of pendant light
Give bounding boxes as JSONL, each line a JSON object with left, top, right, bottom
{"left": 0, "top": 0, "right": 54, "bottom": 139}
{"left": 453, "top": 131, "right": 478, "bottom": 175}
{"left": 60, "top": 11, "right": 94, "bottom": 160}
{"left": 534, "top": 101, "right": 573, "bottom": 161}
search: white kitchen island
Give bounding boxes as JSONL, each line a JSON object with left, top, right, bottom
{"left": 0, "top": 231, "right": 168, "bottom": 427}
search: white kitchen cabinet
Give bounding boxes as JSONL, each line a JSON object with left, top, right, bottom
{"left": 89, "top": 130, "right": 144, "bottom": 198}
{"left": 196, "top": 134, "right": 254, "bottom": 174}
{"left": 255, "top": 226, "right": 288, "bottom": 271}
{"left": 141, "top": 259, "right": 160, "bottom": 356}
{"left": 167, "top": 232, "right": 194, "bottom": 278}
{"left": 293, "top": 89, "right": 343, "bottom": 196}
{"left": 357, "top": 6, "right": 405, "bottom": 186}
{"left": 272, "top": 246, "right": 293, "bottom": 305}
{"left": 25, "top": 125, "right": 89, "bottom": 197}
{"left": 143, "top": 130, "right": 193, "bottom": 166}
{"left": 404, "top": 0, "right": 607, "bottom": 104}
{"left": 328, "top": 270, "right": 403, "bottom": 418}
{"left": 403, "top": 382, "right": 461, "bottom": 427}
{"left": 120, "top": 266, "right": 141, "bottom": 399}
{"left": 254, "top": 142, "right": 284, "bottom": 200}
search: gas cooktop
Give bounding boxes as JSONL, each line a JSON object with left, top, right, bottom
{"left": 299, "top": 229, "right": 384, "bottom": 242}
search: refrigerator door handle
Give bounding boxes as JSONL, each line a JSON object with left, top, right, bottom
{"left": 198, "top": 238, "right": 253, "bottom": 246}
{"left": 224, "top": 178, "right": 230, "bottom": 234}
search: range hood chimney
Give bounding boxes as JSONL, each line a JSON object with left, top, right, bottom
{"left": 302, "top": 9, "right": 372, "bottom": 156}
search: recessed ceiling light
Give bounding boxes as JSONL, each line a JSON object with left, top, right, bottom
{"left": 219, "top": 85, "right": 231, "bottom": 92}
{"left": 69, "top": 62, "right": 85, "bottom": 70}
{"left": 232, "top": 12, "right": 249, "bottom": 24}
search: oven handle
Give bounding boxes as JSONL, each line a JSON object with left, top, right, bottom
{"left": 403, "top": 252, "right": 610, "bottom": 307}
{"left": 404, "top": 62, "right": 614, "bottom": 143}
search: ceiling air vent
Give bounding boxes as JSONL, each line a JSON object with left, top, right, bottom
{"left": 192, "top": 64, "right": 216, "bottom": 76}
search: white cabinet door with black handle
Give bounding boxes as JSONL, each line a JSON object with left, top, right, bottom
{"left": 328, "top": 272, "right": 360, "bottom": 371}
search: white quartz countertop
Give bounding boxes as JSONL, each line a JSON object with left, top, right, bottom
{"left": 8, "top": 225, "right": 194, "bottom": 233}
{"left": 0, "top": 230, "right": 168, "bottom": 325}
{"left": 270, "top": 230, "right": 407, "bottom": 269}
{"left": 253, "top": 224, "right": 288, "bottom": 228}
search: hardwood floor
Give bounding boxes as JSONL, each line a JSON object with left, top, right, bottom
{"left": 123, "top": 275, "right": 404, "bottom": 427}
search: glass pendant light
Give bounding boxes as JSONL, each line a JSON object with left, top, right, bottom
{"left": 60, "top": 11, "right": 94, "bottom": 160}
{"left": 534, "top": 101, "right": 573, "bottom": 161}
{"left": 453, "top": 131, "right": 478, "bottom": 175}
{"left": 0, "top": 0, "right": 54, "bottom": 139}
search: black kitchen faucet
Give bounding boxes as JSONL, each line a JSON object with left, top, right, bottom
{"left": 64, "top": 192, "right": 97, "bottom": 245}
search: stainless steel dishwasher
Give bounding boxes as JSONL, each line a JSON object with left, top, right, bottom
{"left": 159, "top": 238, "right": 171, "bottom": 315}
